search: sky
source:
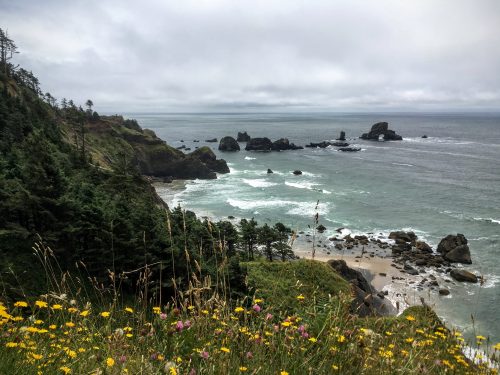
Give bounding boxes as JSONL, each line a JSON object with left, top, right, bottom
{"left": 1, "top": 0, "right": 500, "bottom": 112}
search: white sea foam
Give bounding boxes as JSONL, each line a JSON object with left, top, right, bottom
{"left": 287, "top": 201, "right": 330, "bottom": 216}
{"left": 227, "top": 198, "right": 330, "bottom": 217}
{"left": 244, "top": 156, "right": 256, "bottom": 160}
{"left": 242, "top": 178, "right": 278, "bottom": 188}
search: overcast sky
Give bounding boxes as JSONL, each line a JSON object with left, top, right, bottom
{"left": 1, "top": 0, "right": 500, "bottom": 112}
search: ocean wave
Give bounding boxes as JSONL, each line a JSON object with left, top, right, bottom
{"left": 473, "top": 217, "right": 500, "bottom": 225}
{"left": 285, "top": 181, "right": 318, "bottom": 190}
{"left": 403, "top": 137, "right": 474, "bottom": 145}
{"left": 242, "top": 178, "right": 278, "bottom": 188}
{"left": 391, "top": 162, "right": 414, "bottom": 167}
{"left": 244, "top": 156, "right": 256, "bottom": 160}
{"left": 226, "top": 198, "right": 330, "bottom": 217}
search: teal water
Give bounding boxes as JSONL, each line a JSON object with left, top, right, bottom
{"left": 130, "top": 112, "right": 500, "bottom": 343}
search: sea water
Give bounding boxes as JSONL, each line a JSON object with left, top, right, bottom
{"left": 129, "top": 112, "right": 500, "bottom": 344}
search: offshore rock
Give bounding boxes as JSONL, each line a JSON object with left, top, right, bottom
{"left": 245, "top": 137, "right": 273, "bottom": 151}
{"left": 337, "top": 131, "right": 346, "bottom": 141}
{"left": 218, "top": 136, "right": 240, "bottom": 152}
{"left": 189, "top": 147, "right": 230, "bottom": 174}
{"left": 437, "top": 234, "right": 471, "bottom": 264}
{"left": 271, "top": 138, "right": 303, "bottom": 151}
{"left": 237, "top": 131, "right": 251, "bottom": 142}
{"left": 360, "top": 122, "right": 403, "bottom": 141}
{"left": 450, "top": 269, "right": 478, "bottom": 283}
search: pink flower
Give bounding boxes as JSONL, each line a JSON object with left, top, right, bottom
{"left": 252, "top": 304, "right": 261, "bottom": 313}
{"left": 176, "top": 321, "right": 184, "bottom": 331}
{"left": 246, "top": 351, "right": 253, "bottom": 359}
{"left": 298, "top": 325, "right": 305, "bottom": 333}
{"left": 301, "top": 332, "right": 310, "bottom": 339}
{"left": 200, "top": 351, "right": 209, "bottom": 359}
{"left": 159, "top": 313, "right": 167, "bottom": 320}
{"left": 265, "top": 313, "right": 273, "bottom": 321}
{"left": 119, "top": 355, "right": 127, "bottom": 363}
{"left": 189, "top": 369, "right": 197, "bottom": 375}
{"left": 184, "top": 320, "right": 191, "bottom": 328}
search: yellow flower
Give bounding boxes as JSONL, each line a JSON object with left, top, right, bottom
{"left": 14, "top": 301, "right": 28, "bottom": 308}
{"left": 281, "top": 321, "right": 291, "bottom": 327}
{"left": 239, "top": 367, "right": 248, "bottom": 372}
{"left": 106, "top": 357, "right": 115, "bottom": 367}
{"left": 476, "top": 335, "right": 486, "bottom": 340}
{"left": 280, "top": 371, "right": 289, "bottom": 375}
{"left": 79, "top": 310, "right": 90, "bottom": 317}
{"left": 234, "top": 307, "right": 245, "bottom": 313}
{"left": 124, "top": 307, "right": 134, "bottom": 313}
{"left": 153, "top": 307, "right": 161, "bottom": 314}
{"left": 254, "top": 298, "right": 263, "bottom": 303}
{"left": 5, "top": 342, "right": 18, "bottom": 348}
{"left": 67, "top": 307, "right": 77, "bottom": 313}
{"left": 52, "top": 304, "right": 63, "bottom": 310}
{"left": 100, "top": 311, "right": 110, "bottom": 318}
{"left": 60, "top": 366, "right": 71, "bottom": 374}
{"left": 35, "top": 300, "right": 48, "bottom": 308}
{"left": 31, "top": 353, "right": 43, "bottom": 360}
{"left": 494, "top": 343, "right": 500, "bottom": 351}
{"left": 406, "top": 315, "right": 416, "bottom": 321}
{"left": 65, "top": 322, "right": 75, "bottom": 328}
{"left": 332, "top": 364, "right": 339, "bottom": 370}
{"left": 220, "top": 347, "right": 230, "bottom": 353}
{"left": 296, "top": 294, "right": 305, "bottom": 300}
{"left": 308, "top": 337, "right": 317, "bottom": 343}
{"left": 49, "top": 324, "right": 57, "bottom": 330}
{"left": 337, "top": 335, "right": 346, "bottom": 343}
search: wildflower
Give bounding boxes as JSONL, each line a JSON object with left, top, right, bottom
{"left": 119, "top": 355, "right": 127, "bottom": 363}
{"left": 14, "top": 301, "right": 28, "bottom": 308}
{"left": 254, "top": 298, "right": 263, "bottom": 303}
{"left": 246, "top": 351, "right": 253, "bottom": 359}
{"left": 52, "top": 304, "right": 63, "bottom": 310}
{"left": 6, "top": 342, "right": 18, "bottom": 348}
{"left": 280, "top": 371, "right": 289, "bottom": 375}
{"left": 332, "top": 365, "right": 339, "bottom": 370}
{"left": 60, "top": 366, "right": 71, "bottom": 374}
{"left": 31, "top": 353, "right": 43, "bottom": 360}
{"left": 200, "top": 351, "right": 209, "bottom": 359}
{"left": 494, "top": 343, "right": 500, "bottom": 351}
{"left": 79, "top": 310, "right": 90, "bottom": 317}
{"left": 406, "top": 315, "right": 416, "bottom": 321}
{"left": 220, "top": 347, "right": 230, "bottom": 353}
{"left": 35, "top": 300, "right": 48, "bottom": 308}
{"left": 100, "top": 311, "right": 110, "bottom": 318}
{"left": 337, "top": 335, "right": 346, "bottom": 343}
{"left": 239, "top": 367, "right": 248, "bottom": 372}
{"left": 67, "top": 307, "right": 77, "bottom": 313}
{"left": 265, "top": 313, "right": 273, "bottom": 321}
{"left": 65, "top": 322, "right": 75, "bottom": 328}
{"left": 153, "top": 306, "right": 161, "bottom": 314}
{"left": 165, "top": 362, "right": 177, "bottom": 374}
{"left": 296, "top": 294, "right": 305, "bottom": 301}
{"left": 476, "top": 335, "right": 486, "bottom": 340}
{"left": 175, "top": 321, "right": 184, "bottom": 331}
{"left": 234, "top": 307, "right": 245, "bottom": 313}
{"left": 160, "top": 313, "right": 167, "bottom": 320}
{"left": 124, "top": 307, "right": 134, "bottom": 313}
{"left": 308, "top": 337, "right": 317, "bottom": 343}
{"left": 252, "top": 304, "right": 261, "bottom": 313}
{"left": 281, "top": 321, "right": 291, "bottom": 327}
{"left": 106, "top": 357, "right": 115, "bottom": 367}
{"left": 184, "top": 320, "right": 191, "bottom": 328}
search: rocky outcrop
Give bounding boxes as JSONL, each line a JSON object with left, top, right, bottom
{"left": 338, "top": 147, "right": 361, "bottom": 152}
{"left": 293, "top": 170, "right": 302, "bottom": 175}
{"left": 328, "top": 259, "right": 395, "bottom": 317}
{"left": 389, "top": 231, "right": 417, "bottom": 245}
{"left": 450, "top": 269, "right": 478, "bottom": 283}
{"left": 218, "top": 136, "right": 240, "bottom": 152}
{"left": 360, "top": 122, "right": 402, "bottom": 141}
{"left": 189, "top": 147, "right": 229, "bottom": 174}
{"left": 267, "top": 168, "right": 273, "bottom": 174}
{"left": 83, "top": 116, "right": 229, "bottom": 180}
{"left": 337, "top": 131, "right": 346, "bottom": 141}
{"left": 205, "top": 138, "right": 218, "bottom": 143}
{"left": 245, "top": 137, "right": 273, "bottom": 151}
{"left": 237, "top": 131, "right": 251, "bottom": 142}
{"left": 271, "top": 138, "right": 303, "bottom": 151}
{"left": 305, "top": 141, "right": 349, "bottom": 148}
{"left": 437, "top": 234, "right": 471, "bottom": 264}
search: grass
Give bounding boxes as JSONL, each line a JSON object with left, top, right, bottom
{"left": 1, "top": 259, "right": 499, "bottom": 374}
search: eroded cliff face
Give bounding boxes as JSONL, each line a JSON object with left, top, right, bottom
{"left": 62, "top": 116, "right": 229, "bottom": 180}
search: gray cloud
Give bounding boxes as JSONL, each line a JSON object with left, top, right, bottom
{"left": 1, "top": 0, "right": 500, "bottom": 112}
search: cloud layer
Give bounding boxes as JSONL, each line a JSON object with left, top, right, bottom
{"left": 2, "top": 0, "right": 500, "bottom": 112}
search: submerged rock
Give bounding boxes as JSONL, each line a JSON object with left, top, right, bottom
{"left": 205, "top": 138, "right": 218, "bottom": 143}
{"left": 267, "top": 168, "right": 273, "bottom": 174}
{"left": 293, "top": 170, "right": 302, "bottom": 175}
{"left": 437, "top": 234, "right": 471, "bottom": 264}
{"left": 360, "top": 122, "right": 403, "bottom": 141}
{"left": 450, "top": 269, "right": 478, "bottom": 283}
{"left": 338, "top": 147, "right": 361, "bottom": 152}
{"left": 218, "top": 136, "right": 240, "bottom": 151}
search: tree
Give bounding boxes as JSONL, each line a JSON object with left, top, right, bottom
{"left": 0, "top": 28, "right": 18, "bottom": 75}
{"left": 273, "top": 222, "right": 293, "bottom": 261}
{"left": 239, "top": 218, "right": 258, "bottom": 260}
{"left": 257, "top": 223, "right": 279, "bottom": 262}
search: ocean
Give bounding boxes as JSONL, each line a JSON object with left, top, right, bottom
{"left": 129, "top": 112, "right": 500, "bottom": 344}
